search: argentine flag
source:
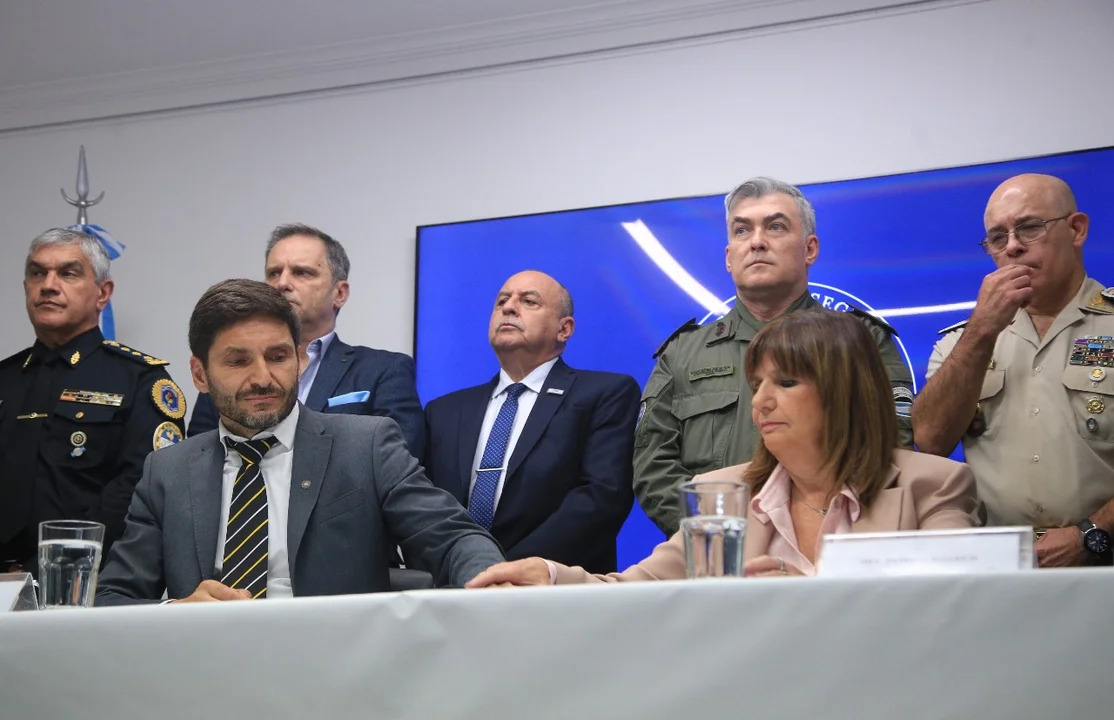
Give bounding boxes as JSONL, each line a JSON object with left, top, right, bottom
{"left": 66, "top": 223, "right": 126, "bottom": 341}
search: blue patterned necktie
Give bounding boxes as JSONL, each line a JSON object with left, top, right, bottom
{"left": 221, "top": 436, "right": 276, "bottom": 598}
{"left": 470, "top": 383, "right": 528, "bottom": 529}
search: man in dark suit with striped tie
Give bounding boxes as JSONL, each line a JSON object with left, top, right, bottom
{"left": 96, "top": 279, "right": 502, "bottom": 605}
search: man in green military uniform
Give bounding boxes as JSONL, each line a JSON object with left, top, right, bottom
{"left": 0, "top": 228, "right": 186, "bottom": 573}
{"left": 634, "top": 177, "right": 914, "bottom": 535}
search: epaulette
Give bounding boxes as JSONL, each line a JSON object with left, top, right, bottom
{"left": 936, "top": 319, "right": 969, "bottom": 335}
{"left": 102, "top": 340, "right": 170, "bottom": 366}
{"left": 847, "top": 306, "right": 899, "bottom": 337}
{"left": 1084, "top": 287, "right": 1114, "bottom": 314}
{"left": 0, "top": 348, "right": 31, "bottom": 368}
{"left": 653, "top": 318, "right": 699, "bottom": 359}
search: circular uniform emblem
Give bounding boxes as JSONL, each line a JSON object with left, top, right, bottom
{"left": 1086, "top": 396, "right": 1106, "bottom": 415}
{"left": 70, "top": 431, "right": 87, "bottom": 447}
{"left": 1092, "top": 367, "right": 1107, "bottom": 382}
{"left": 152, "top": 379, "right": 186, "bottom": 419}
{"left": 153, "top": 421, "right": 184, "bottom": 450}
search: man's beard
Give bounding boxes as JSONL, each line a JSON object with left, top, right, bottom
{"left": 210, "top": 381, "right": 297, "bottom": 433}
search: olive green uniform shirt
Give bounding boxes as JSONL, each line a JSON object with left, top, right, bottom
{"left": 633, "top": 293, "right": 914, "bottom": 535}
{"left": 926, "top": 277, "right": 1114, "bottom": 528}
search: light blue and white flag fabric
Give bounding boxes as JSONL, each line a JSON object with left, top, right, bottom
{"left": 66, "top": 223, "right": 126, "bottom": 341}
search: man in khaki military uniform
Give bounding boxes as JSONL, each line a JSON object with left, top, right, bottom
{"left": 915, "top": 173, "right": 1114, "bottom": 567}
{"left": 634, "top": 177, "right": 914, "bottom": 536}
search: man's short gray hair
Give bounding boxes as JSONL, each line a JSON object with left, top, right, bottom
{"left": 724, "top": 176, "right": 817, "bottom": 238}
{"left": 266, "top": 223, "right": 350, "bottom": 283}
{"left": 28, "top": 228, "right": 111, "bottom": 283}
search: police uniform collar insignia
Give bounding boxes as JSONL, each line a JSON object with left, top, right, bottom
{"left": 69, "top": 351, "right": 81, "bottom": 366}
{"left": 1103, "top": 287, "right": 1114, "bottom": 300}
{"left": 152, "top": 379, "right": 186, "bottom": 419}
{"left": 653, "top": 318, "right": 699, "bottom": 358}
{"left": 153, "top": 421, "right": 184, "bottom": 450}
{"left": 22, "top": 351, "right": 32, "bottom": 369}
{"left": 60, "top": 389, "right": 124, "bottom": 406}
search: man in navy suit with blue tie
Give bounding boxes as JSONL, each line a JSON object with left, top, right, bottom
{"left": 188, "top": 224, "right": 425, "bottom": 457}
{"left": 423, "top": 271, "right": 640, "bottom": 573}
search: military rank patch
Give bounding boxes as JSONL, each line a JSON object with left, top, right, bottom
{"left": 892, "top": 386, "right": 914, "bottom": 418}
{"left": 153, "top": 421, "right": 183, "bottom": 450}
{"left": 1069, "top": 336, "right": 1114, "bottom": 367}
{"left": 60, "top": 389, "right": 124, "bottom": 406}
{"left": 152, "top": 379, "right": 186, "bottom": 419}
{"left": 689, "top": 365, "right": 734, "bottom": 381}
{"left": 637, "top": 401, "right": 647, "bottom": 430}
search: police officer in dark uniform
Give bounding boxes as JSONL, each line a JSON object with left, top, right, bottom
{"left": 0, "top": 228, "right": 185, "bottom": 573}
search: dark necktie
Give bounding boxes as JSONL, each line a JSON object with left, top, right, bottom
{"left": 221, "top": 436, "right": 276, "bottom": 598}
{"left": 469, "top": 383, "right": 527, "bottom": 530}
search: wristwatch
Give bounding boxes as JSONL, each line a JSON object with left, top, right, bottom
{"left": 1077, "top": 520, "right": 1112, "bottom": 559}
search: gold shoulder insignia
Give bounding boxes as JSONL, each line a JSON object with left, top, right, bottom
{"left": 1086, "top": 290, "right": 1114, "bottom": 314}
{"left": 102, "top": 340, "right": 170, "bottom": 365}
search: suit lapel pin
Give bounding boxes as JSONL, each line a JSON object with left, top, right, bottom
{"left": 301, "top": 480, "right": 312, "bottom": 489}
{"left": 546, "top": 388, "right": 565, "bottom": 395}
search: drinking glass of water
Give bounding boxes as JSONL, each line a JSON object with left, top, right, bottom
{"left": 38, "top": 520, "right": 105, "bottom": 609}
{"left": 679, "top": 480, "right": 749, "bottom": 579}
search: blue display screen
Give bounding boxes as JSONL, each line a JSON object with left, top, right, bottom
{"left": 416, "top": 147, "right": 1114, "bottom": 568}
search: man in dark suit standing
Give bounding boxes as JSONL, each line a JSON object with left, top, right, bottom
{"left": 423, "top": 271, "right": 640, "bottom": 574}
{"left": 188, "top": 224, "right": 425, "bottom": 457}
{"left": 96, "top": 279, "right": 502, "bottom": 605}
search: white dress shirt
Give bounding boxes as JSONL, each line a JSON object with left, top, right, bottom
{"left": 469, "top": 357, "right": 559, "bottom": 512}
{"left": 215, "top": 403, "right": 301, "bottom": 598}
{"left": 298, "top": 331, "right": 336, "bottom": 404}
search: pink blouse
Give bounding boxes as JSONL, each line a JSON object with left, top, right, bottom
{"left": 751, "top": 465, "right": 862, "bottom": 575}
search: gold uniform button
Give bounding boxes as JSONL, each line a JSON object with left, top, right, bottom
{"left": 75, "top": 411, "right": 85, "bottom": 419}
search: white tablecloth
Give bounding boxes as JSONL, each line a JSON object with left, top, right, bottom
{"left": 2, "top": 570, "right": 1112, "bottom": 718}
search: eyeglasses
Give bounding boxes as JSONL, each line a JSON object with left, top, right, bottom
{"left": 980, "top": 214, "right": 1072, "bottom": 255}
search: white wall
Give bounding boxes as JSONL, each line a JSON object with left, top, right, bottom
{"left": 0, "top": 0, "right": 1111, "bottom": 410}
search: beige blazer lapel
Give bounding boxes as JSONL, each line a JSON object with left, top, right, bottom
{"left": 851, "top": 466, "right": 905, "bottom": 533}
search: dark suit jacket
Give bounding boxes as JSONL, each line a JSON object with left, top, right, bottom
{"left": 95, "top": 408, "right": 503, "bottom": 605}
{"left": 188, "top": 335, "right": 426, "bottom": 458}
{"left": 423, "top": 358, "right": 639, "bottom": 573}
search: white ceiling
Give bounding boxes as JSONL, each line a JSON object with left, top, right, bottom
{"left": 0, "top": 0, "right": 960, "bottom": 131}
{"left": 0, "top": 0, "right": 674, "bottom": 88}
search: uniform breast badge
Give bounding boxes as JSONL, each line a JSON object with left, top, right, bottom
{"left": 1086, "top": 397, "right": 1106, "bottom": 415}
{"left": 70, "top": 431, "right": 87, "bottom": 458}
{"left": 152, "top": 379, "right": 186, "bottom": 419}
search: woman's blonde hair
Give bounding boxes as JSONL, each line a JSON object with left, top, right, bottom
{"left": 742, "top": 309, "right": 898, "bottom": 507}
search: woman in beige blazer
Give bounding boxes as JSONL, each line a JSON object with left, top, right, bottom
{"left": 468, "top": 310, "right": 979, "bottom": 586}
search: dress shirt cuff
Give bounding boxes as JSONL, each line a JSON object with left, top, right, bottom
{"left": 544, "top": 559, "right": 558, "bottom": 585}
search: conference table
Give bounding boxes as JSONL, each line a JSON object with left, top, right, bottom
{"left": 2, "top": 569, "right": 1112, "bottom": 718}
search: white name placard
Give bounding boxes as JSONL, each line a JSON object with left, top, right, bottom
{"left": 818, "top": 526, "right": 1035, "bottom": 578}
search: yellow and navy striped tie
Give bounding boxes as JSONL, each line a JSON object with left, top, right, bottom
{"left": 221, "top": 436, "right": 276, "bottom": 599}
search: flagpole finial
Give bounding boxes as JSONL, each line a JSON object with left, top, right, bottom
{"left": 61, "top": 145, "right": 105, "bottom": 225}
